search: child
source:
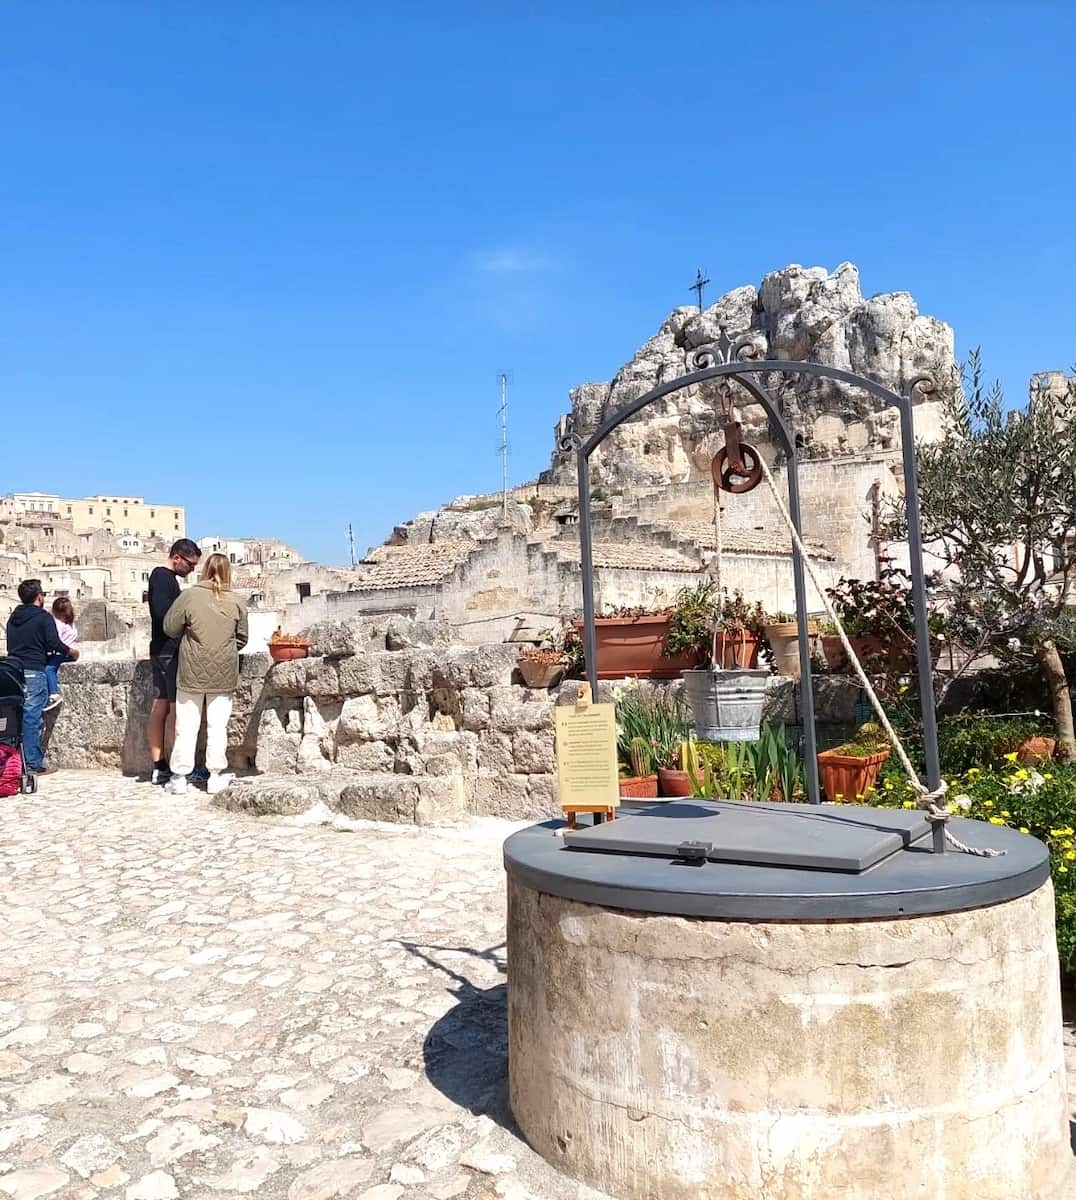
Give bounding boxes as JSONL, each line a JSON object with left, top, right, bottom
{"left": 44, "top": 596, "right": 79, "bottom": 712}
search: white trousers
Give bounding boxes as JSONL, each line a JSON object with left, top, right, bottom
{"left": 171, "top": 690, "right": 233, "bottom": 776}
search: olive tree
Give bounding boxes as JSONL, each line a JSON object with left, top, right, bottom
{"left": 887, "top": 353, "right": 1076, "bottom": 762}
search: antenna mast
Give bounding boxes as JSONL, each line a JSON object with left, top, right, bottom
{"left": 497, "top": 371, "right": 511, "bottom": 518}
{"left": 347, "top": 523, "right": 356, "bottom": 569}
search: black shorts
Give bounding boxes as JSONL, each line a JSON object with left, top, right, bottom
{"left": 151, "top": 653, "right": 179, "bottom": 703}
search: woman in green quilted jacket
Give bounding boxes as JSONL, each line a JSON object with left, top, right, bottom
{"left": 163, "top": 552, "right": 248, "bottom": 796}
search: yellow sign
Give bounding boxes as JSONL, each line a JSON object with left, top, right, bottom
{"left": 554, "top": 701, "right": 619, "bottom": 811}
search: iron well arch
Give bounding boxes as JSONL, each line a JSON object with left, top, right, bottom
{"left": 563, "top": 330, "right": 942, "bottom": 809}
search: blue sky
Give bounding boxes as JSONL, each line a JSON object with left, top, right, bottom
{"left": 2, "top": 2, "right": 1073, "bottom": 564}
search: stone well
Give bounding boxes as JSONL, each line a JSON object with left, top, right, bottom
{"left": 504, "top": 801, "right": 1070, "bottom": 1200}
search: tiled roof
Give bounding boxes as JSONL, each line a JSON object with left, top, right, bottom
{"left": 671, "top": 521, "right": 832, "bottom": 560}
{"left": 352, "top": 540, "right": 478, "bottom": 591}
{"left": 555, "top": 543, "right": 703, "bottom": 573}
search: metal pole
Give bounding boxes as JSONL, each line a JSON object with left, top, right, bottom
{"left": 785, "top": 454, "right": 821, "bottom": 805}
{"left": 898, "top": 403, "right": 943, "bottom": 814}
{"left": 498, "top": 372, "right": 510, "bottom": 520}
{"left": 576, "top": 448, "right": 599, "bottom": 697}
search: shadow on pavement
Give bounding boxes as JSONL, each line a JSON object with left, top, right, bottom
{"left": 401, "top": 939, "right": 514, "bottom": 1132}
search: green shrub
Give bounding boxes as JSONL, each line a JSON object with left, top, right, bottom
{"left": 935, "top": 713, "right": 1054, "bottom": 774}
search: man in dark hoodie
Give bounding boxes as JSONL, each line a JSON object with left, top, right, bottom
{"left": 5, "top": 578, "right": 79, "bottom": 774}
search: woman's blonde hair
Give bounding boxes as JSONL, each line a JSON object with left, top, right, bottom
{"left": 202, "top": 553, "right": 232, "bottom": 597}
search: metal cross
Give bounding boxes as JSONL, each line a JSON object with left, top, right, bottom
{"left": 690, "top": 268, "right": 710, "bottom": 312}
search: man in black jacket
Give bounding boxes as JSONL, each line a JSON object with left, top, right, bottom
{"left": 5, "top": 579, "right": 79, "bottom": 774}
{"left": 145, "top": 538, "right": 201, "bottom": 784}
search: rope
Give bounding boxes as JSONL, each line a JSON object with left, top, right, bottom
{"left": 749, "top": 448, "right": 1005, "bottom": 858}
{"left": 711, "top": 474, "right": 723, "bottom": 598}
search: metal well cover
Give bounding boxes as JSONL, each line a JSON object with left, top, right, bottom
{"left": 562, "top": 800, "right": 932, "bottom": 874}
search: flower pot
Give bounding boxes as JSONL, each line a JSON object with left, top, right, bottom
{"left": 269, "top": 642, "right": 309, "bottom": 663}
{"left": 575, "top": 615, "right": 703, "bottom": 680}
{"left": 817, "top": 747, "right": 890, "bottom": 802}
{"left": 823, "top": 633, "right": 940, "bottom": 676}
{"left": 712, "top": 628, "right": 761, "bottom": 669}
{"left": 764, "top": 621, "right": 817, "bottom": 679}
{"left": 682, "top": 667, "right": 769, "bottom": 743}
{"left": 1015, "top": 736, "right": 1056, "bottom": 764}
{"left": 657, "top": 766, "right": 694, "bottom": 797}
{"left": 518, "top": 659, "right": 565, "bottom": 689}
{"left": 619, "top": 774, "right": 658, "bottom": 799}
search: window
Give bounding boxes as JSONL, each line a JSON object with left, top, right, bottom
{"left": 124, "top": 508, "right": 128, "bottom": 517}
{"left": 296, "top": 582, "right": 311, "bottom": 602}
{"left": 230, "top": 553, "right": 237, "bottom": 564}
{"left": 106, "top": 507, "right": 111, "bottom": 516}
{"left": 88, "top": 507, "right": 94, "bottom": 515}
{"left": 174, "top": 523, "right": 179, "bottom": 531}
{"left": 129, "top": 571, "right": 136, "bottom": 582}
{"left": 66, "top": 506, "right": 71, "bottom": 515}
{"left": 173, "top": 511, "right": 178, "bottom": 519}
{"left": 150, "top": 510, "right": 155, "bottom": 518}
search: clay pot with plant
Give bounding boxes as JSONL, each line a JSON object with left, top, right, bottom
{"left": 822, "top": 571, "right": 944, "bottom": 677}
{"left": 269, "top": 629, "right": 310, "bottom": 663}
{"left": 763, "top": 611, "right": 818, "bottom": 679}
{"left": 517, "top": 645, "right": 567, "bottom": 689}
{"left": 658, "top": 738, "right": 700, "bottom": 797}
{"left": 619, "top": 735, "right": 658, "bottom": 798}
{"left": 817, "top": 722, "right": 892, "bottom": 802}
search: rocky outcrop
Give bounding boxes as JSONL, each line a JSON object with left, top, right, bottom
{"left": 542, "top": 262, "right": 955, "bottom": 489}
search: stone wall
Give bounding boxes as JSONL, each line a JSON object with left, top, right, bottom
{"left": 46, "top": 617, "right": 865, "bottom": 826}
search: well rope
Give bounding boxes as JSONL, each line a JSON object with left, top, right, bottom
{"left": 749, "top": 447, "right": 1004, "bottom": 858}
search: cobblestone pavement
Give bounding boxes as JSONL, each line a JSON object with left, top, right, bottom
{"left": 1, "top": 771, "right": 1074, "bottom": 1200}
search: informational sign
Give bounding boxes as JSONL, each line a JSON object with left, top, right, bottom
{"left": 554, "top": 700, "right": 620, "bottom": 812}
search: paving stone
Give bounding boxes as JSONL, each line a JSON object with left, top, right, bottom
{"left": 2, "top": 769, "right": 1074, "bottom": 1200}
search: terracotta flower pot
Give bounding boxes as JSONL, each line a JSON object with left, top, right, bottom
{"left": 518, "top": 659, "right": 565, "bottom": 689}
{"left": 618, "top": 774, "right": 659, "bottom": 799}
{"left": 1015, "top": 736, "right": 1056, "bottom": 764}
{"left": 822, "top": 634, "right": 940, "bottom": 675}
{"left": 817, "top": 747, "right": 890, "bottom": 802}
{"left": 764, "top": 621, "right": 817, "bottom": 679}
{"left": 269, "top": 642, "right": 309, "bottom": 663}
{"left": 711, "top": 628, "right": 761, "bottom": 670}
{"left": 657, "top": 766, "right": 694, "bottom": 797}
{"left": 575, "top": 616, "right": 703, "bottom": 680}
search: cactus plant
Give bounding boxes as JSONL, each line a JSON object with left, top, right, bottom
{"left": 628, "top": 736, "right": 652, "bottom": 779}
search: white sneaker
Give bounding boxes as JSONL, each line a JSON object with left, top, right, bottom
{"left": 44, "top": 694, "right": 63, "bottom": 712}
{"left": 166, "top": 776, "right": 188, "bottom": 796}
{"left": 207, "top": 772, "right": 234, "bottom": 796}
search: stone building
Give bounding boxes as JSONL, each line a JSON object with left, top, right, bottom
{"left": 304, "top": 263, "right": 952, "bottom": 640}
{"left": 0, "top": 491, "right": 186, "bottom": 539}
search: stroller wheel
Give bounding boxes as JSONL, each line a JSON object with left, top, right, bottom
{"left": 22, "top": 773, "right": 37, "bottom": 795}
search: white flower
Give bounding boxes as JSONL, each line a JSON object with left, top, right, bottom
{"left": 1028, "top": 770, "right": 1046, "bottom": 791}
{"left": 1007, "top": 637, "right": 1021, "bottom": 652}
{"left": 611, "top": 686, "right": 624, "bottom": 702}
{"left": 953, "top": 794, "right": 972, "bottom": 811}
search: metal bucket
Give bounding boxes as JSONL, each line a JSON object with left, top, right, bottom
{"left": 682, "top": 668, "right": 769, "bottom": 742}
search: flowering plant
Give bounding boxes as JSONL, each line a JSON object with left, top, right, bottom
{"left": 850, "top": 761, "right": 1076, "bottom": 973}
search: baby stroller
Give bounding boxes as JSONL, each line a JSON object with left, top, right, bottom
{"left": 0, "top": 657, "right": 36, "bottom": 795}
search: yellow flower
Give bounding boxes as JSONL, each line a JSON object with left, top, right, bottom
{"left": 967, "top": 767, "right": 981, "bottom": 776}
{"left": 902, "top": 800, "right": 915, "bottom": 809}
{"left": 1059, "top": 866, "right": 1069, "bottom": 875}
{"left": 1003, "top": 752, "right": 1018, "bottom": 763}
{"left": 1020, "top": 827, "right": 1030, "bottom": 834}
{"left": 983, "top": 800, "right": 994, "bottom": 808}
{"left": 834, "top": 793, "right": 844, "bottom": 801}
{"left": 1001, "top": 811, "right": 1010, "bottom": 818}
{"left": 988, "top": 816, "right": 1006, "bottom": 826}
{"left": 1044, "top": 772, "right": 1053, "bottom": 781}
{"left": 1065, "top": 851, "right": 1076, "bottom": 861}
